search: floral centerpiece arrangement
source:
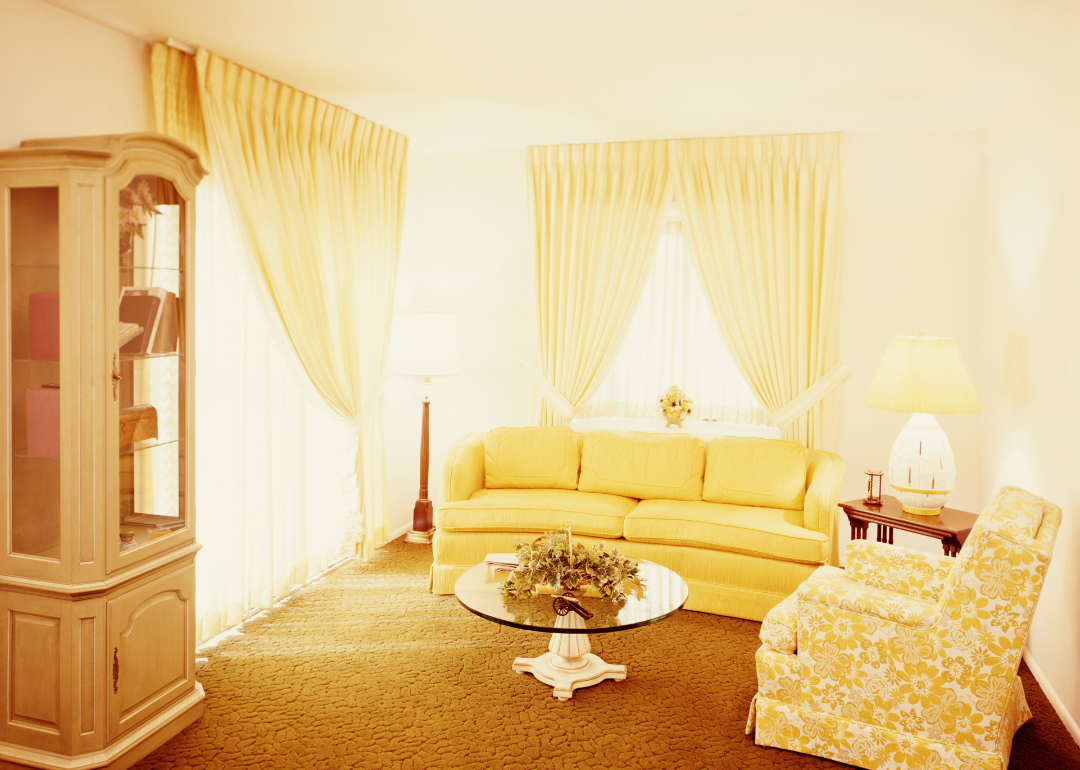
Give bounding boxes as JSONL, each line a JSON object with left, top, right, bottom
{"left": 659, "top": 384, "right": 693, "bottom": 427}
{"left": 499, "top": 525, "right": 645, "bottom": 602}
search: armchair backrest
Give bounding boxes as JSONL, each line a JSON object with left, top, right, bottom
{"left": 932, "top": 486, "right": 1061, "bottom": 746}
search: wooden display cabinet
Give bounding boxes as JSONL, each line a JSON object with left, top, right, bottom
{"left": 0, "top": 135, "right": 205, "bottom": 769}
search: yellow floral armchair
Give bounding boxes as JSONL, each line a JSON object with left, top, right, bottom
{"left": 746, "top": 486, "right": 1062, "bottom": 770}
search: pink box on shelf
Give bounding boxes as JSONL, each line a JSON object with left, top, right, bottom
{"left": 29, "top": 292, "right": 60, "bottom": 361}
{"left": 26, "top": 387, "right": 60, "bottom": 459}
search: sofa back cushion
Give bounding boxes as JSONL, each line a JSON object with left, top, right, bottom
{"left": 578, "top": 431, "right": 705, "bottom": 501}
{"left": 703, "top": 437, "right": 808, "bottom": 510}
{"left": 484, "top": 426, "right": 580, "bottom": 490}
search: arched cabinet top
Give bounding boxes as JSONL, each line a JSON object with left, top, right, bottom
{"left": 0, "top": 133, "right": 207, "bottom": 187}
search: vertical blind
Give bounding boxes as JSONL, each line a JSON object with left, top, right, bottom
{"left": 578, "top": 207, "right": 770, "bottom": 427}
{"left": 193, "top": 179, "right": 354, "bottom": 643}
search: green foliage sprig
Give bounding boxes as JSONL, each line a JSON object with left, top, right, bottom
{"left": 499, "top": 529, "right": 645, "bottom": 602}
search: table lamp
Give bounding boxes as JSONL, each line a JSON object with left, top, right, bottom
{"left": 391, "top": 313, "right": 458, "bottom": 544}
{"left": 863, "top": 334, "right": 981, "bottom": 515}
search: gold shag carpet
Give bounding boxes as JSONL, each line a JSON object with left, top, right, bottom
{"left": 134, "top": 537, "right": 1080, "bottom": 770}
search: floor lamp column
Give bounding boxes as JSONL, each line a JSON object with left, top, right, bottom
{"left": 390, "top": 312, "right": 458, "bottom": 546}
{"left": 406, "top": 392, "right": 435, "bottom": 543}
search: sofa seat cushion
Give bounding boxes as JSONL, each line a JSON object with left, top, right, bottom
{"left": 435, "top": 488, "right": 634, "bottom": 538}
{"left": 623, "top": 499, "right": 828, "bottom": 564}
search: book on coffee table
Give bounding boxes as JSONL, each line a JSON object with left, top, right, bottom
{"left": 484, "top": 553, "right": 519, "bottom": 576}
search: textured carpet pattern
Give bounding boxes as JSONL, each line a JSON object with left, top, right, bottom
{"left": 134, "top": 538, "right": 1080, "bottom": 770}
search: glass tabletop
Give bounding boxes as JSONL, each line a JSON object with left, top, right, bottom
{"left": 454, "top": 559, "right": 689, "bottom": 634}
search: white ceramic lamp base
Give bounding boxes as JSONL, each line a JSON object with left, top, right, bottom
{"left": 888, "top": 412, "right": 955, "bottom": 515}
{"left": 512, "top": 610, "right": 626, "bottom": 700}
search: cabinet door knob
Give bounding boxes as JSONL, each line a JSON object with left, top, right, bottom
{"left": 112, "top": 355, "right": 122, "bottom": 401}
{"left": 113, "top": 647, "right": 119, "bottom": 693}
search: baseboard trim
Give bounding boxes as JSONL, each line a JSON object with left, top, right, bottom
{"left": 388, "top": 522, "right": 411, "bottom": 542}
{"left": 1024, "top": 649, "right": 1080, "bottom": 748}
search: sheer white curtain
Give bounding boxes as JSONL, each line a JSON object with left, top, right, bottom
{"left": 193, "top": 179, "right": 354, "bottom": 642}
{"left": 578, "top": 209, "right": 771, "bottom": 427}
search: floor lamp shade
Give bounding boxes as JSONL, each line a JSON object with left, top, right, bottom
{"left": 391, "top": 313, "right": 458, "bottom": 377}
{"left": 864, "top": 335, "right": 981, "bottom": 515}
{"left": 390, "top": 313, "right": 459, "bottom": 545}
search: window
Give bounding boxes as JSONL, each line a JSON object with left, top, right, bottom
{"left": 576, "top": 201, "right": 771, "bottom": 428}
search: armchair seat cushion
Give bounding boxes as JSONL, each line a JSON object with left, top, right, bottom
{"left": 797, "top": 567, "right": 940, "bottom": 629}
{"left": 623, "top": 499, "right": 829, "bottom": 564}
{"left": 434, "top": 488, "right": 634, "bottom": 539}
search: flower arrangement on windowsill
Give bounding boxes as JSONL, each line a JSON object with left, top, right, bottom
{"left": 659, "top": 384, "right": 693, "bottom": 427}
{"left": 499, "top": 525, "right": 645, "bottom": 602}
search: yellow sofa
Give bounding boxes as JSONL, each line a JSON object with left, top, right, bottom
{"left": 430, "top": 427, "right": 844, "bottom": 621}
{"left": 746, "top": 485, "right": 1061, "bottom": 770}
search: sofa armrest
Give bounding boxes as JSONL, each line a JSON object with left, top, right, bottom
{"left": 845, "top": 541, "right": 955, "bottom": 603}
{"left": 797, "top": 569, "right": 938, "bottom": 629}
{"left": 440, "top": 432, "right": 486, "bottom": 505}
{"left": 803, "top": 449, "right": 844, "bottom": 565}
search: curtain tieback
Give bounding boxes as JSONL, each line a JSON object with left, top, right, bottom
{"left": 768, "top": 361, "right": 851, "bottom": 430}
{"left": 521, "top": 361, "right": 579, "bottom": 420}
{"left": 347, "top": 371, "right": 389, "bottom": 433}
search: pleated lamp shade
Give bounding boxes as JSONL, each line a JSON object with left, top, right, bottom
{"left": 863, "top": 335, "right": 981, "bottom": 415}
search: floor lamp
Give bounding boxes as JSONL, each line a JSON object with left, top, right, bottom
{"left": 392, "top": 313, "right": 458, "bottom": 544}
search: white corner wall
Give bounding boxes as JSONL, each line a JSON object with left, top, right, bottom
{"left": 837, "top": 132, "right": 986, "bottom": 552}
{"left": 0, "top": 0, "right": 152, "bottom": 150}
{"left": 386, "top": 134, "right": 991, "bottom": 550}
{"left": 981, "top": 53, "right": 1080, "bottom": 744}
{"left": 384, "top": 149, "right": 536, "bottom": 537}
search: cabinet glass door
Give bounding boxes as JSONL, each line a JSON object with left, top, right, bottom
{"left": 9, "top": 187, "right": 62, "bottom": 559}
{"left": 116, "top": 176, "right": 186, "bottom": 553}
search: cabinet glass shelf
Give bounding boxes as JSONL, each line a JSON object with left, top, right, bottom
{"left": 121, "top": 437, "right": 181, "bottom": 457}
{"left": 120, "top": 351, "right": 180, "bottom": 361}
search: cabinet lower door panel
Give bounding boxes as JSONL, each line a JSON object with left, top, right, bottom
{"left": 0, "top": 593, "right": 69, "bottom": 754}
{"left": 107, "top": 564, "right": 194, "bottom": 740}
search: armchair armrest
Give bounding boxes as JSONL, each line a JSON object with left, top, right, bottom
{"left": 845, "top": 541, "right": 955, "bottom": 603}
{"left": 803, "top": 449, "right": 844, "bottom": 565}
{"left": 797, "top": 570, "right": 938, "bottom": 629}
{"left": 440, "top": 432, "right": 485, "bottom": 505}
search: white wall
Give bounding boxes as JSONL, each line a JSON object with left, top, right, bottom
{"left": 386, "top": 134, "right": 990, "bottom": 552}
{"left": 980, "top": 53, "right": 1080, "bottom": 743}
{"left": 384, "top": 149, "right": 536, "bottom": 537}
{"left": 837, "top": 132, "right": 986, "bottom": 554}
{"left": 0, "top": 0, "right": 152, "bottom": 150}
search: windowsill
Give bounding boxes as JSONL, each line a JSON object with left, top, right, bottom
{"left": 569, "top": 417, "right": 781, "bottom": 439}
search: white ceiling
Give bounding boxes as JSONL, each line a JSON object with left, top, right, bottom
{"left": 49, "top": 0, "right": 1080, "bottom": 152}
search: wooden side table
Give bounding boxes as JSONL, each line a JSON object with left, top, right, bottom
{"left": 840, "top": 495, "right": 979, "bottom": 557}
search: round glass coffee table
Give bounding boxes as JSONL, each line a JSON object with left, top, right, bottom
{"left": 454, "top": 560, "right": 688, "bottom": 700}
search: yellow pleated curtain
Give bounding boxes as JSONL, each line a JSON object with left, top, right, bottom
{"left": 528, "top": 141, "right": 670, "bottom": 426}
{"left": 151, "top": 44, "right": 408, "bottom": 558}
{"left": 670, "top": 134, "right": 844, "bottom": 450}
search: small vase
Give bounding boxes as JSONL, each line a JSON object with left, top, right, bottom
{"left": 662, "top": 407, "right": 686, "bottom": 428}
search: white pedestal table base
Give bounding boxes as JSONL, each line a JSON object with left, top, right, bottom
{"left": 511, "top": 608, "right": 626, "bottom": 700}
